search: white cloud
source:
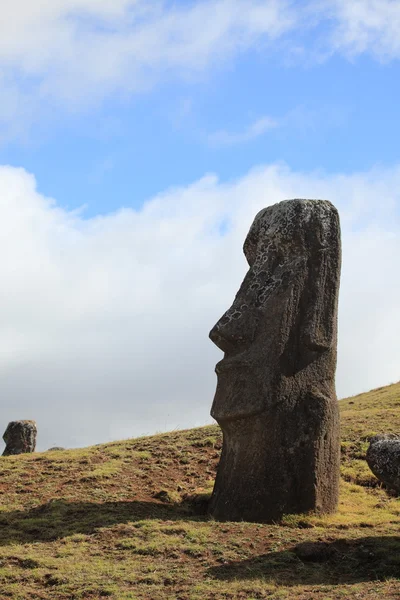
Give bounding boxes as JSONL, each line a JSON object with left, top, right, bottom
{"left": 0, "top": 0, "right": 296, "bottom": 140}
{"left": 205, "top": 104, "right": 348, "bottom": 147}
{"left": 327, "top": 0, "right": 400, "bottom": 60}
{"left": 0, "top": 0, "right": 399, "bottom": 140}
{"left": 207, "top": 116, "right": 278, "bottom": 146}
{"left": 0, "top": 161, "right": 399, "bottom": 451}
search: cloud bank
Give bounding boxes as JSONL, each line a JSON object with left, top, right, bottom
{"left": 0, "top": 161, "right": 399, "bottom": 451}
{"left": 0, "top": 0, "right": 295, "bottom": 140}
{"left": 328, "top": 0, "right": 400, "bottom": 61}
{"left": 1, "top": 0, "right": 400, "bottom": 140}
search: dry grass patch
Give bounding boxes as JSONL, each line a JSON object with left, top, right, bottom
{"left": 0, "top": 384, "right": 399, "bottom": 599}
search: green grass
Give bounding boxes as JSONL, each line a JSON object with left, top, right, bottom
{"left": 0, "top": 383, "right": 399, "bottom": 599}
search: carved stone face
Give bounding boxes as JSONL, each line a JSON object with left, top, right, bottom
{"left": 209, "top": 199, "right": 339, "bottom": 422}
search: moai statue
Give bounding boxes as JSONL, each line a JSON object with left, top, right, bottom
{"left": 2, "top": 420, "right": 37, "bottom": 456}
{"left": 209, "top": 199, "right": 341, "bottom": 522}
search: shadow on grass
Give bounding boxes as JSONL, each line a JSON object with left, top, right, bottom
{"left": 0, "top": 499, "right": 206, "bottom": 545}
{"left": 2, "top": 501, "right": 400, "bottom": 587}
{"left": 208, "top": 536, "right": 400, "bottom": 585}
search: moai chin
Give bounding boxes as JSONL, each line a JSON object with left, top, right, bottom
{"left": 209, "top": 199, "right": 341, "bottom": 523}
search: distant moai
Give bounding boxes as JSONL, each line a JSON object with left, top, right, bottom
{"left": 2, "top": 420, "right": 37, "bottom": 456}
{"left": 209, "top": 199, "right": 341, "bottom": 522}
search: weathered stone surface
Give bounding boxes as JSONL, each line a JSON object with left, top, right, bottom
{"left": 366, "top": 434, "right": 400, "bottom": 493}
{"left": 2, "top": 420, "right": 37, "bottom": 456}
{"left": 208, "top": 199, "right": 341, "bottom": 523}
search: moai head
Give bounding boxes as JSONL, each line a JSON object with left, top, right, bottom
{"left": 2, "top": 420, "right": 37, "bottom": 456}
{"left": 209, "top": 199, "right": 341, "bottom": 422}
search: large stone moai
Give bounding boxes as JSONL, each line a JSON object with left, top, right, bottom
{"left": 209, "top": 199, "right": 341, "bottom": 523}
{"left": 2, "top": 420, "right": 37, "bottom": 456}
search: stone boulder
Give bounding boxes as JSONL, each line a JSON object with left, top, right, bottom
{"left": 2, "top": 420, "right": 37, "bottom": 456}
{"left": 366, "top": 434, "right": 400, "bottom": 493}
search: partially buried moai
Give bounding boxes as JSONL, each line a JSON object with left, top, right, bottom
{"left": 2, "top": 420, "right": 37, "bottom": 456}
{"left": 209, "top": 199, "right": 341, "bottom": 523}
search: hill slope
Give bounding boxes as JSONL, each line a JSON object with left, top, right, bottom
{"left": 0, "top": 383, "right": 399, "bottom": 599}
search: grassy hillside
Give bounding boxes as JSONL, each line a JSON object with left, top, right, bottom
{"left": 0, "top": 383, "right": 399, "bottom": 599}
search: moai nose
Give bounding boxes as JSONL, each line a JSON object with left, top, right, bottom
{"left": 209, "top": 307, "right": 249, "bottom": 354}
{"left": 209, "top": 320, "right": 229, "bottom": 352}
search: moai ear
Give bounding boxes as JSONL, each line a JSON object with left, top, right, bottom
{"left": 301, "top": 209, "right": 341, "bottom": 352}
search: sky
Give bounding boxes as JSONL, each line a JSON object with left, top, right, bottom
{"left": 0, "top": 0, "right": 399, "bottom": 451}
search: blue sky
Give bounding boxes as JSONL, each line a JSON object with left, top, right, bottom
{"left": 1, "top": 49, "right": 400, "bottom": 218}
{"left": 0, "top": 0, "right": 399, "bottom": 449}
{"left": 1, "top": 1, "right": 399, "bottom": 216}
